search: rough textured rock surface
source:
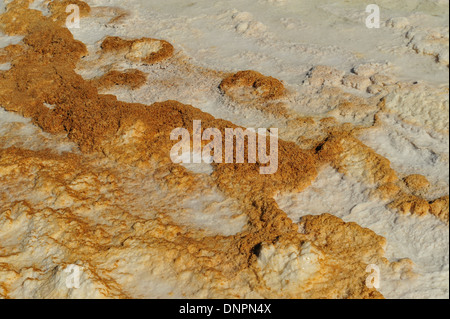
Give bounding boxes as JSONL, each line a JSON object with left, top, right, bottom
{"left": 0, "top": 0, "right": 448, "bottom": 299}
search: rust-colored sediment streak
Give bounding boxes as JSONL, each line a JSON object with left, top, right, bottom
{"left": 101, "top": 36, "right": 174, "bottom": 65}
{"left": 403, "top": 174, "right": 431, "bottom": 192}
{"left": 220, "top": 70, "right": 286, "bottom": 101}
{"left": 430, "top": 196, "right": 450, "bottom": 224}
{"left": 88, "top": 69, "right": 147, "bottom": 90}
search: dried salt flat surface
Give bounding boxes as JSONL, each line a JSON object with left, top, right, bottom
{"left": 0, "top": 109, "right": 79, "bottom": 153}
{"left": 275, "top": 165, "right": 449, "bottom": 299}
{"left": 357, "top": 113, "right": 449, "bottom": 192}
{"left": 0, "top": 0, "right": 448, "bottom": 299}
{"left": 83, "top": 0, "right": 448, "bottom": 85}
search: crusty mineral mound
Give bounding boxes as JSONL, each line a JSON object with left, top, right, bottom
{"left": 219, "top": 70, "right": 285, "bottom": 101}
{"left": 101, "top": 36, "right": 174, "bottom": 65}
